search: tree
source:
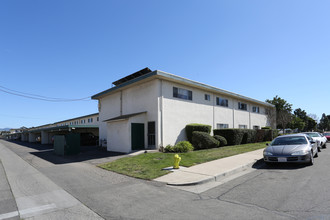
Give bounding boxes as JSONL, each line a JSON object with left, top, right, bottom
{"left": 319, "top": 113, "right": 329, "bottom": 131}
{"left": 305, "top": 117, "right": 317, "bottom": 131}
{"left": 288, "top": 116, "right": 305, "bottom": 132}
{"left": 308, "top": 114, "right": 319, "bottom": 124}
{"left": 266, "top": 96, "right": 292, "bottom": 131}
{"left": 294, "top": 108, "right": 307, "bottom": 121}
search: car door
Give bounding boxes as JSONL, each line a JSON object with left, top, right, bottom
{"left": 307, "top": 135, "right": 317, "bottom": 155}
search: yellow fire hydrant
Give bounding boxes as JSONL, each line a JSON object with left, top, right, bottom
{"left": 173, "top": 154, "right": 181, "bottom": 169}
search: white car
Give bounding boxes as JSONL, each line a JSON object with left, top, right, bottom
{"left": 303, "top": 132, "right": 327, "bottom": 149}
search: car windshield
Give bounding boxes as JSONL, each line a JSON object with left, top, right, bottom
{"left": 324, "top": 133, "right": 330, "bottom": 136}
{"left": 304, "top": 133, "right": 320, "bottom": 137}
{"left": 271, "top": 136, "right": 307, "bottom": 146}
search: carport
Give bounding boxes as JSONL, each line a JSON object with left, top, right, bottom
{"left": 36, "top": 125, "right": 99, "bottom": 146}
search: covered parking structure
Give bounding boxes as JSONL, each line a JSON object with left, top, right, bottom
{"left": 24, "top": 125, "right": 99, "bottom": 146}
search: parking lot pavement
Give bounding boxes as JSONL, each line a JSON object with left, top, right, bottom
{"left": 0, "top": 160, "right": 19, "bottom": 220}
{"left": 0, "top": 141, "right": 104, "bottom": 220}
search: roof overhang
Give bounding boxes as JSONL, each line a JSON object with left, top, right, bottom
{"left": 103, "top": 112, "right": 147, "bottom": 123}
{"left": 28, "top": 125, "right": 99, "bottom": 133}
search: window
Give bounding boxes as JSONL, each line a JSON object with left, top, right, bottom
{"left": 239, "top": 124, "right": 247, "bottom": 129}
{"left": 252, "top": 106, "right": 260, "bottom": 113}
{"left": 205, "top": 94, "right": 210, "bottom": 101}
{"left": 173, "top": 87, "right": 192, "bottom": 100}
{"left": 216, "top": 97, "right": 228, "bottom": 107}
{"left": 97, "top": 117, "right": 99, "bottom": 122}
{"left": 217, "top": 124, "right": 229, "bottom": 129}
{"left": 238, "top": 102, "right": 247, "bottom": 110}
{"left": 253, "top": 126, "right": 260, "bottom": 130}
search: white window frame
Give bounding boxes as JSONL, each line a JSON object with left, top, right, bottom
{"left": 173, "top": 87, "right": 192, "bottom": 101}
{"left": 239, "top": 124, "right": 247, "bottom": 129}
{"left": 252, "top": 106, "right": 260, "bottom": 113}
{"left": 238, "top": 102, "right": 247, "bottom": 111}
{"left": 217, "top": 123, "right": 229, "bottom": 129}
{"left": 205, "top": 94, "right": 210, "bottom": 101}
{"left": 216, "top": 97, "right": 228, "bottom": 107}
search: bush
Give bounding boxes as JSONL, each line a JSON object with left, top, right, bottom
{"left": 261, "top": 126, "right": 272, "bottom": 130}
{"left": 192, "top": 131, "right": 219, "bottom": 150}
{"left": 214, "top": 135, "right": 227, "bottom": 147}
{"left": 164, "top": 142, "right": 194, "bottom": 153}
{"left": 164, "top": 144, "right": 174, "bottom": 153}
{"left": 173, "top": 141, "right": 194, "bottom": 152}
{"left": 256, "top": 129, "right": 278, "bottom": 142}
{"left": 185, "top": 124, "right": 212, "bottom": 143}
{"left": 213, "top": 129, "right": 245, "bottom": 146}
{"left": 241, "top": 129, "right": 257, "bottom": 144}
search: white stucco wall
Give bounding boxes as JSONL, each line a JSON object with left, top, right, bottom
{"left": 107, "top": 120, "right": 130, "bottom": 153}
{"left": 97, "top": 75, "right": 274, "bottom": 152}
{"left": 99, "top": 80, "right": 160, "bottom": 152}
{"left": 160, "top": 79, "right": 272, "bottom": 146}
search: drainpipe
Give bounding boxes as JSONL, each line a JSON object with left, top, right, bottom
{"left": 120, "top": 91, "right": 123, "bottom": 116}
{"left": 160, "top": 80, "right": 164, "bottom": 147}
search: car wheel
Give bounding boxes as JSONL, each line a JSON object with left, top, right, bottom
{"left": 315, "top": 151, "right": 318, "bottom": 158}
{"left": 318, "top": 147, "right": 321, "bottom": 152}
{"left": 322, "top": 143, "right": 326, "bottom": 148}
{"left": 309, "top": 151, "right": 314, "bottom": 165}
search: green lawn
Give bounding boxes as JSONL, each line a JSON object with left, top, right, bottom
{"left": 98, "top": 142, "right": 268, "bottom": 180}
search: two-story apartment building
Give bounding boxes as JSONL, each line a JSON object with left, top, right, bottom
{"left": 92, "top": 68, "right": 276, "bottom": 153}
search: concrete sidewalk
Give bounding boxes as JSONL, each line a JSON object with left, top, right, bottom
{"left": 154, "top": 148, "right": 264, "bottom": 186}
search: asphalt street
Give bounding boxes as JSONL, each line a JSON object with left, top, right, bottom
{"left": 1, "top": 140, "right": 330, "bottom": 220}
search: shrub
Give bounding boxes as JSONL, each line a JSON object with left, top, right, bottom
{"left": 213, "top": 129, "right": 245, "bottom": 146}
{"left": 214, "top": 135, "right": 227, "bottom": 147}
{"left": 241, "top": 129, "right": 257, "bottom": 144}
{"left": 185, "top": 124, "right": 212, "bottom": 142}
{"left": 172, "top": 141, "right": 194, "bottom": 153}
{"left": 164, "top": 142, "right": 194, "bottom": 153}
{"left": 261, "top": 126, "right": 272, "bottom": 130}
{"left": 192, "top": 131, "right": 219, "bottom": 150}
{"left": 256, "top": 129, "right": 278, "bottom": 142}
{"left": 255, "top": 129, "right": 265, "bottom": 142}
{"left": 164, "top": 144, "right": 174, "bottom": 153}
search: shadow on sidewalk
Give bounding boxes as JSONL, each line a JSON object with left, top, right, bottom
{"left": 3, "top": 140, "right": 125, "bottom": 165}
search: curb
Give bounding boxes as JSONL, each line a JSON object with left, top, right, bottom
{"left": 166, "top": 158, "right": 264, "bottom": 186}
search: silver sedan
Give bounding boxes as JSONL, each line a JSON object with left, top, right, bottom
{"left": 263, "top": 134, "right": 318, "bottom": 165}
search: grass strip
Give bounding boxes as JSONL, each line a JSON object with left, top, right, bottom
{"left": 98, "top": 142, "right": 268, "bottom": 180}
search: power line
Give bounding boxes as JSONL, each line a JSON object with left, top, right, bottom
{"left": 0, "top": 85, "right": 91, "bottom": 102}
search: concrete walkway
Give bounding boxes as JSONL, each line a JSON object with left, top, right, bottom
{"left": 155, "top": 148, "right": 264, "bottom": 186}
{"left": 0, "top": 142, "right": 103, "bottom": 220}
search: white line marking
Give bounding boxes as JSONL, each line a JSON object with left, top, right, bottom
{"left": 0, "top": 211, "right": 19, "bottom": 220}
{"left": 20, "top": 203, "right": 57, "bottom": 216}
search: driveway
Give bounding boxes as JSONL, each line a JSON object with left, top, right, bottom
{"left": 2, "top": 140, "right": 330, "bottom": 219}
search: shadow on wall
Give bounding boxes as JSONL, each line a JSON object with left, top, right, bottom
{"left": 175, "top": 128, "right": 187, "bottom": 144}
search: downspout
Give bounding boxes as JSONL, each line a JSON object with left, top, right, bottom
{"left": 120, "top": 91, "right": 123, "bottom": 116}
{"left": 160, "top": 80, "right": 164, "bottom": 147}
{"left": 233, "top": 99, "right": 235, "bottom": 128}
{"left": 213, "top": 93, "right": 215, "bottom": 132}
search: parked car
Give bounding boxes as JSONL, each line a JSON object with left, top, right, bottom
{"left": 302, "top": 132, "right": 327, "bottom": 149}
{"left": 323, "top": 132, "right": 330, "bottom": 142}
{"left": 263, "top": 134, "right": 318, "bottom": 165}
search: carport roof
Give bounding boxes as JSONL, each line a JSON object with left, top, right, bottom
{"left": 28, "top": 125, "right": 99, "bottom": 133}
{"left": 103, "top": 112, "right": 147, "bottom": 123}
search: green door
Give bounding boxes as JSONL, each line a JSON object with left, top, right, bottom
{"left": 131, "top": 123, "right": 145, "bottom": 150}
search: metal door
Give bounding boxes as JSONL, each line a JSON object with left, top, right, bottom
{"left": 131, "top": 123, "right": 145, "bottom": 150}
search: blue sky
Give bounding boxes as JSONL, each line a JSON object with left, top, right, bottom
{"left": 1, "top": 0, "right": 329, "bottom": 128}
